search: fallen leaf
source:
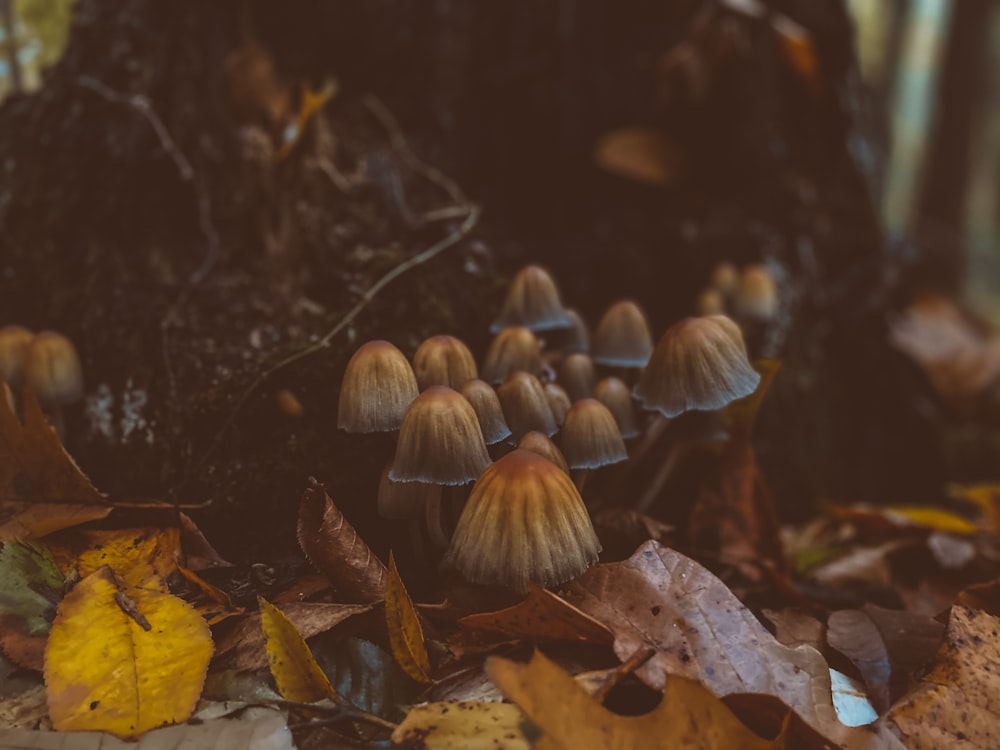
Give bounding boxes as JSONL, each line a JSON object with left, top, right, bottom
{"left": 566, "top": 541, "right": 845, "bottom": 739}
{"left": 761, "top": 608, "right": 826, "bottom": 654}
{"left": 386, "top": 552, "right": 432, "bottom": 683}
{"left": 171, "top": 564, "right": 239, "bottom": 625}
{"left": 392, "top": 701, "right": 529, "bottom": 750}
{"left": 0, "top": 683, "right": 48, "bottom": 729}
{"left": 259, "top": 596, "right": 336, "bottom": 703}
{"left": 0, "top": 542, "right": 63, "bottom": 659}
{"left": 0, "top": 390, "right": 109, "bottom": 541}
{"left": 212, "top": 601, "right": 374, "bottom": 672}
{"left": 44, "top": 566, "right": 213, "bottom": 738}
{"left": 722, "top": 692, "right": 844, "bottom": 750}
{"left": 47, "top": 526, "right": 181, "bottom": 590}
{"left": 179, "top": 512, "right": 233, "bottom": 571}
{"left": 311, "top": 635, "right": 419, "bottom": 720}
{"left": 886, "top": 606, "right": 1000, "bottom": 748}
{"left": 591, "top": 508, "right": 676, "bottom": 561}
{"left": 486, "top": 649, "right": 780, "bottom": 749}
{"left": 297, "top": 478, "right": 387, "bottom": 603}
{"left": 593, "top": 126, "right": 682, "bottom": 187}
{"left": 459, "top": 584, "right": 613, "bottom": 646}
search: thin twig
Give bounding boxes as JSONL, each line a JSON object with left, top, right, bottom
{"left": 244, "top": 698, "right": 398, "bottom": 731}
{"left": 591, "top": 646, "right": 656, "bottom": 704}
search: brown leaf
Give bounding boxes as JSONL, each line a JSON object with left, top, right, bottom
{"left": 762, "top": 608, "right": 827, "bottom": 654}
{"left": 459, "top": 584, "right": 613, "bottom": 646}
{"left": 566, "top": 541, "right": 848, "bottom": 740}
{"left": 0, "top": 613, "right": 46, "bottom": 671}
{"left": 592, "top": 126, "right": 682, "bottom": 187}
{"left": 385, "top": 552, "right": 432, "bottom": 683}
{"left": 591, "top": 508, "right": 675, "bottom": 562}
{"left": 887, "top": 606, "right": 1000, "bottom": 748}
{"left": 213, "top": 601, "right": 374, "bottom": 672}
{"left": 296, "top": 478, "right": 386, "bottom": 603}
{"left": 828, "top": 605, "right": 944, "bottom": 714}
{"left": 0, "top": 390, "right": 108, "bottom": 541}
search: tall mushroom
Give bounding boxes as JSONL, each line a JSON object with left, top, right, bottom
{"left": 481, "top": 326, "right": 542, "bottom": 384}
{"left": 497, "top": 371, "right": 558, "bottom": 441}
{"left": 24, "top": 331, "right": 84, "bottom": 440}
{"left": 490, "top": 265, "right": 573, "bottom": 333}
{"left": 412, "top": 335, "right": 478, "bottom": 391}
{"left": 338, "top": 340, "right": 419, "bottom": 433}
{"left": 592, "top": 300, "right": 654, "bottom": 368}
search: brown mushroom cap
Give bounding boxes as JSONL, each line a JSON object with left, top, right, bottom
{"left": 337, "top": 340, "right": 419, "bottom": 433}
{"left": 0, "top": 326, "right": 34, "bottom": 389}
{"left": 490, "top": 265, "right": 573, "bottom": 333}
{"left": 481, "top": 327, "right": 542, "bottom": 384}
{"left": 734, "top": 264, "right": 778, "bottom": 321}
{"left": 557, "top": 353, "right": 597, "bottom": 402}
{"left": 518, "top": 430, "right": 570, "bottom": 473}
{"left": 25, "top": 331, "right": 83, "bottom": 405}
{"left": 378, "top": 462, "right": 441, "bottom": 520}
{"left": 389, "top": 386, "right": 492, "bottom": 485}
{"left": 444, "top": 449, "right": 601, "bottom": 591}
{"left": 413, "top": 335, "right": 478, "bottom": 391}
{"left": 460, "top": 378, "right": 512, "bottom": 445}
{"left": 709, "top": 262, "right": 740, "bottom": 296}
{"left": 593, "top": 377, "right": 641, "bottom": 439}
{"left": 592, "top": 300, "right": 654, "bottom": 367}
{"left": 695, "top": 287, "right": 726, "bottom": 317}
{"left": 543, "top": 382, "right": 572, "bottom": 426}
{"left": 497, "top": 371, "right": 558, "bottom": 440}
{"left": 549, "top": 308, "right": 590, "bottom": 354}
{"left": 558, "top": 398, "right": 627, "bottom": 469}
{"left": 633, "top": 315, "right": 761, "bottom": 418}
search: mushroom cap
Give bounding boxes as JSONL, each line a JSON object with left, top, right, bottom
{"left": 557, "top": 353, "right": 597, "bottom": 402}
{"left": 633, "top": 315, "right": 761, "bottom": 418}
{"left": 481, "top": 327, "right": 542, "bottom": 384}
{"left": 695, "top": 287, "right": 726, "bottom": 317}
{"left": 413, "top": 335, "right": 478, "bottom": 391}
{"left": 543, "top": 382, "right": 572, "bottom": 426}
{"left": 592, "top": 300, "right": 654, "bottom": 367}
{"left": 490, "top": 265, "right": 573, "bottom": 333}
{"left": 389, "top": 386, "right": 492, "bottom": 485}
{"left": 460, "top": 378, "right": 512, "bottom": 445}
{"left": 734, "top": 265, "right": 778, "bottom": 321}
{"left": 518, "top": 430, "right": 570, "bottom": 473}
{"left": 0, "top": 325, "right": 34, "bottom": 389}
{"left": 558, "top": 398, "right": 628, "bottom": 469}
{"left": 593, "top": 377, "right": 641, "bottom": 439}
{"left": 548, "top": 308, "right": 590, "bottom": 354}
{"left": 378, "top": 463, "right": 441, "bottom": 520}
{"left": 497, "top": 371, "right": 558, "bottom": 440}
{"left": 338, "top": 340, "right": 419, "bottom": 433}
{"left": 25, "top": 331, "right": 83, "bottom": 405}
{"left": 444, "top": 449, "right": 601, "bottom": 591}
{"left": 709, "top": 262, "right": 740, "bottom": 296}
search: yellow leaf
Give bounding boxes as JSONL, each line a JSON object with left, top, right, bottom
{"left": 393, "top": 701, "right": 529, "bottom": 749}
{"left": 385, "top": 551, "right": 431, "bottom": 683}
{"left": 486, "top": 650, "right": 780, "bottom": 750}
{"left": 884, "top": 507, "right": 977, "bottom": 535}
{"left": 259, "top": 596, "right": 336, "bottom": 703}
{"left": 48, "top": 526, "right": 181, "bottom": 590}
{"left": 949, "top": 482, "right": 1000, "bottom": 530}
{"left": 44, "top": 566, "right": 213, "bottom": 739}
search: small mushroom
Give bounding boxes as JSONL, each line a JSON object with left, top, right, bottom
{"left": 0, "top": 325, "right": 34, "bottom": 390}
{"left": 709, "top": 262, "right": 740, "bottom": 297}
{"left": 413, "top": 335, "right": 478, "bottom": 391}
{"left": 481, "top": 327, "right": 542, "bottom": 384}
{"left": 548, "top": 308, "right": 591, "bottom": 354}
{"left": 633, "top": 315, "right": 761, "bottom": 418}
{"left": 543, "top": 382, "right": 572, "bottom": 426}
{"left": 558, "top": 398, "right": 627, "bottom": 469}
{"left": 338, "top": 340, "right": 419, "bottom": 433}
{"left": 25, "top": 331, "right": 84, "bottom": 439}
{"left": 592, "top": 300, "right": 654, "bottom": 368}
{"left": 593, "top": 377, "right": 641, "bottom": 439}
{"left": 518, "top": 430, "right": 570, "bottom": 473}
{"left": 444, "top": 449, "right": 601, "bottom": 591}
{"left": 490, "top": 265, "right": 573, "bottom": 333}
{"left": 557, "top": 353, "right": 597, "bottom": 402}
{"left": 497, "top": 371, "right": 558, "bottom": 441}
{"left": 460, "top": 378, "right": 512, "bottom": 445}
{"left": 695, "top": 287, "right": 726, "bottom": 317}
{"left": 733, "top": 264, "right": 778, "bottom": 322}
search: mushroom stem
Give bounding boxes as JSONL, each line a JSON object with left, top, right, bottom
{"left": 628, "top": 414, "right": 671, "bottom": 468}
{"left": 425, "top": 490, "right": 451, "bottom": 549}
{"left": 571, "top": 468, "right": 590, "bottom": 494}
{"left": 408, "top": 520, "right": 427, "bottom": 565}
{"left": 635, "top": 442, "right": 688, "bottom": 513}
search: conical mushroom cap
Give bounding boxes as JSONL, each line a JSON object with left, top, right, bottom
{"left": 0, "top": 326, "right": 34, "bottom": 389}
{"left": 543, "top": 382, "right": 571, "bottom": 426}
{"left": 695, "top": 287, "right": 726, "bottom": 317}
{"left": 481, "top": 327, "right": 542, "bottom": 384}
{"left": 633, "top": 315, "right": 761, "bottom": 418}
{"left": 338, "top": 340, "right": 419, "bottom": 433}
{"left": 413, "top": 335, "right": 478, "bottom": 391}
{"left": 734, "top": 265, "right": 778, "bottom": 321}
{"left": 377, "top": 463, "right": 441, "bottom": 520}
{"left": 518, "top": 430, "right": 569, "bottom": 473}
{"left": 444, "top": 449, "right": 601, "bottom": 591}
{"left": 490, "top": 265, "right": 573, "bottom": 333}
{"left": 557, "top": 353, "right": 596, "bottom": 402}
{"left": 25, "top": 331, "right": 83, "bottom": 405}
{"left": 709, "top": 262, "right": 739, "bottom": 296}
{"left": 548, "top": 308, "right": 590, "bottom": 354}
{"left": 389, "top": 386, "right": 492, "bottom": 485}
{"left": 593, "top": 377, "right": 641, "bottom": 439}
{"left": 592, "top": 300, "right": 654, "bottom": 367}
{"left": 497, "top": 371, "right": 558, "bottom": 440}
{"left": 461, "top": 378, "right": 512, "bottom": 445}
{"left": 558, "top": 398, "right": 627, "bottom": 469}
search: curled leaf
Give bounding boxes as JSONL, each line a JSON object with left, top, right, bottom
{"left": 259, "top": 596, "right": 337, "bottom": 703}
{"left": 386, "top": 552, "right": 431, "bottom": 683}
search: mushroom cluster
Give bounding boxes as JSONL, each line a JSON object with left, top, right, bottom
{"left": 0, "top": 326, "right": 84, "bottom": 439}
{"left": 337, "top": 263, "right": 763, "bottom": 593}
{"left": 695, "top": 262, "right": 780, "bottom": 324}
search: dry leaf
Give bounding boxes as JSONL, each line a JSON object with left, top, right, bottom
{"left": 762, "top": 608, "right": 827, "bottom": 654}
{"left": 44, "top": 566, "right": 213, "bottom": 738}
{"left": 0, "top": 389, "right": 109, "bottom": 541}
{"left": 0, "top": 541, "right": 63, "bottom": 669}
{"left": 486, "top": 649, "right": 781, "bottom": 749}
{"left": 566, "top": 542, "right": 847, "bottom": 740}
{"left": 392, "top": 701, "right": 529, "bottom": 749}
{"left": 386, "top": 552, "right": 432, "bottom": 683}
{"left": 47, "top": 526, "right": 181, "bottom": 590}
{"left": 593, "top": 126, "right": 682, "bottom": 187}
{"left": 459, "top": 584, "right": 613, "bottom": 646}
{"left": 259, "top": 596, "right": 336, "bottom": 703}
{"left": 886, "top": 606, "right": 1000, "bottom": 748}
{"left": 296, "top": 478, "right": 386, "bottom": 602}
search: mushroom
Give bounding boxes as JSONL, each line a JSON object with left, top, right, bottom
{"left": 592, "top": 300, "right": 654, "bottom": 368}
{"left": 593, "top": 377, "right": 641, "bottom": 439}
{"left": 0, "top": 325, "right": 34, "bottom": 390}
{"left": 543, "top": 382, "right": 572, "bottom": 426}
{"left": 377, "top": 462, "right": 440, "bottom": 521}
{"left": 25, "top": 331, "right": 84, "bottom": 440}
{"left": 633, "top": 315, "right": 760, "bottom": 418}
{"left": 548, "top": 308, "right": 590, "bottom": 354}
{"left": 337, "top": 340, "right": 419, "bottom": 433}
{"left": 558, "top": 397, "right": 628, "bottom": 486}
{"left": 695, "top": 287, "right": 726, "bottom": 317}
{"left": 709, "top": 262, "right": 740, "bottom": 297}
{"left": 557, "top": 353, "right": 597, "bottom": 402}
{"left": 517, "top": 430, "right": 570, "bottom": 473}
{"left": 460, "top": 378, "right": 512, "bottom": 445}
{"left": 497, "top": 371, "right": 558, "bottom": 441}
{"left": 490, "top": 265, "right": 573, "bottom": 333}
{"left": 412, "top": 335, "right": 478, "bottom": 391}
{"left": 389, "top": 386, "right": 491, "bottom": 485}
{"left": 444, "top": 449, "right": 601, "bottom": 591}
{"left": 733, "top": 264, "right": 778, "bottom": 322}
{"left": 481, "top": 327, "right": 542, "bottom": 384}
